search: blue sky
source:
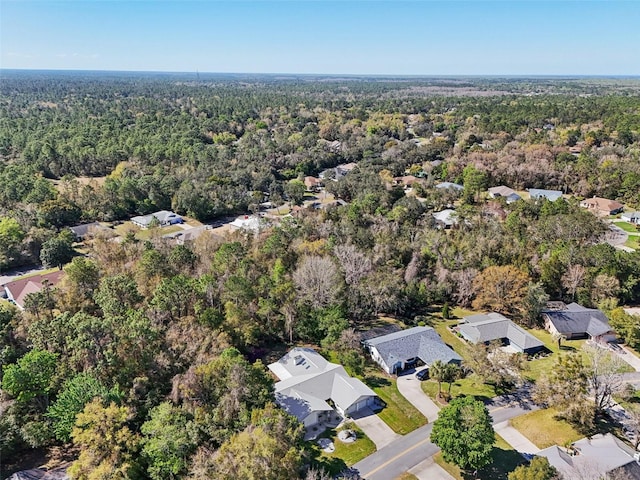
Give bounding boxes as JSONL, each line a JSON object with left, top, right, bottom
{"left": 1, "top": 1, "right": 639, "bottom": 75}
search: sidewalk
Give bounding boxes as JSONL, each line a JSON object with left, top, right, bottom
{"left": 494, "top": 420, "right": 540, "bottom": 456}
{"left": 408, "top": 457, "right": 456, "bottom": 480}
{"left": 396, "top": 369, "right": 440, "bottom": 422}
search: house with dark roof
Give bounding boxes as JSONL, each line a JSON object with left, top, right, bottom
{"left": 3, "top": 270, "right": 65, "bottom": 310}
{"left": 542, "top": 302, "right": 615, "bottom": 341}
{"left": 268, "top": 348, "right": 377, "bottom": 430}
{"left": 528, "top": 188, "right": 563, "bottom": 202}
{"left": 363, "top": 326, "right": 462, "bottom": 374}
{"left": 459, "top": 313, "right": 545, "bottom": 354}
{"left": 488, "top": 186, "right": 521, "bottom": 204}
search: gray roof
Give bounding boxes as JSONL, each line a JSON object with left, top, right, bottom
{"left": 131, "top": 210, "right": 182, "bottom": 227}
{"left": 69, "top": 222, "right": 103, "bottom": 238}
{"left": 537, "top": 434, "right": 637, "bottom": 479}
{"left": 460, "top": 313, "right": 544, "bottom": 351}
{"left": 433, "top": 209, "right": 457, "bottom": 227}
{"left": 542, "top": 303, "right": 612, "bottom": 337}
{"left": 435, "top": 182, "right": 463, "bottom": 191}
{"left": 528, "top": 188, "right": 563, "bottom": 201}
{"left": 364, "top": 326, "right": 462, "bottom": 367}
{"left": 269, "top": 348, "right": 376, "bottom": 421}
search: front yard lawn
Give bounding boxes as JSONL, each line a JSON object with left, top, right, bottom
{"left": 365, "top": 372, "right": 428, "bottom": 434}
{"left": 510, "top": 408, "right": 582, "bottom": 449}
{"left": 421, "top": 374, "right": 497, "bottom": 403}
{"left": 614, "top": 221, "right": 640, "bottom": 233}
{"left": 394, "top": 474, "right": 418, "bottom": 480}
{"left": 312, "top": 423, "right": 376, "bottom": 474}
{"left": 433, "top": 434, "right": 526, "bottom": 480}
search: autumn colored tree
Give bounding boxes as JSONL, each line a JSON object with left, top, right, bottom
{"left": 69, "top": 400, "right": 141, "bottom": 480}
{"left": 472, "top": 265, "right": 530, "bottom": 320}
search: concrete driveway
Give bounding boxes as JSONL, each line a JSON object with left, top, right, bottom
{"left": 409, "top": 457, "right": 456, "bottom": 480}
{"left": 351, "top": 407, "right": 400, "bottom": 449}
{"left": 396, "top": 368, "right": 440, "bottom": 422}
{"left": 494, "top": 420, "right": 540, "bottom": 456}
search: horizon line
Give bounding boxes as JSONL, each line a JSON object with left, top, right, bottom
{"left": 2, "top": 68, "right": 640, "bottom": 79}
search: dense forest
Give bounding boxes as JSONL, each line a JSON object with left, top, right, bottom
{"left": 1, "top": 72, "right": 640, "bottom": 479}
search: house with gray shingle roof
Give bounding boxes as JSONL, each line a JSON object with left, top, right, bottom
{"left": 541, "top": 302, "right": 616, "bottom": 341}
{"left": 268, "top": 348, "right": 377, "bottom": 430}
{"left": 528, "top": 188, "right": 563, "bottom": 202}
{"left": 363, "top": 326, "right": 462, "bottom": 374}
{"left": 488, "top": 186, "right": 521, "bottom": 204}
{"left": 459, "top": 313, "right": 544, "bottom": 354}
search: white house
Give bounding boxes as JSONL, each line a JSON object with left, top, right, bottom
{"left": 621, "top": 212, "right": 640, "bottom": 224}
{"left": 131, "top": 210, "right": 183, "bottom": 228}
{"left": 268, "top": 348, "right": 377, "bottom": 428}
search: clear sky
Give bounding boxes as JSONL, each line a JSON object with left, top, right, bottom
{"left": 1, "top": 0, "right": 639, "bottom": 75}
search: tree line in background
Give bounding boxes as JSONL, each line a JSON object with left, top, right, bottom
{"left": 1, "top": 73, "right": 640, "bottom": 478}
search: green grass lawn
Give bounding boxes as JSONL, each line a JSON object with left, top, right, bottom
{"left": 625, "top": 236, "right": 639, "bottom": 250}
{"left": 614, "top": 221, "right": 640, "bottom": 233}
{"left": 510, "top": 408, "right": 582, "bottom": 449}
{"left": 422, "top": 374, "right": 498, "bottom": 403}
{"left": 365, "top": 371, "right": 428, "bottom": 434}
{"left": 433, "top": 434, "right": 526, "bottom": 480}
{"left": 313, "top": 423, "right": 376, "bottom": 474}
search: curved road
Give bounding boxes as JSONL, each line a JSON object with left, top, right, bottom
{"left": 353, "top": 390, "right": 538, "bottom": 480}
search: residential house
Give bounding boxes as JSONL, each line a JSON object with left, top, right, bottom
{"left": 621, "top": 212, "right": 640, "bottom": 224}
{"left": 304, "top": 176, "right": 323, "bottom": 192}
{"left": 433, "top": 209, "right": 458, "bottom": 229}
{"left": 488, "top": 186, "right": 521, "bottom": 204}
{"left": 363, "top": 326, "right": 462, "bottom": 375}
{"left": 580, "top": 197, "right": 624, "bottom": 216}
{"left": 229, "top": 215, "right": 266, "bottom": 233}
{"left": 528, "top": 189, "right": 563, "bottom": 202}
{"left": 536, "top": 434, "right": 640, "bottom": 480}
{"left": 435, "top": 182, "right": 463, "bottom": 191}
{"left": 163, "top": 225, "right": 220, "bottom": 245}
{"left": 68, "top": 222, "right": 110, "bottom": 241}
{"left": 3, "top": 270, "right": 65, "bottom": 310}
{"left": 268, "top": 348, "right": 377, "bottom": 429}
{"left": 335, "top": 163, "right": 358, "bottom": 178}
{"left": 541, "top": 302, "right": 615, "bottom": 342}
{"left": 394, "top": 175, "right": 424, "bottom": 189}
{"left": 459, "top": 313, "right": 545, "bottom": 354}
{"left": 131, "top": 210, "right": 183, "bottom": 229}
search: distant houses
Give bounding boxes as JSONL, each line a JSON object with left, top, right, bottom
{"left": 432, "top": 209, "right": 458, "bottom": 229}
{"left": 458, "top": 312, "right": 545, "bottom": 354}
{"left": 580, "top": 196, "right": 624, "bottom": 216}
{"left": 229, "top": 215, "right": 266, "bottom": 233}
{"left": 68, "top": 222, "right": 110, "bottom": 241}
{"left": 528, "top": 188, "right": 563, "bottom": 202}
{"left": 488, "top": 186, "right": 521, "bottom": 204}
{"left": 435, "top": 181, "right": 463, "bottom": 191}
{"left": 363, "top": 326, "right": 462, "bottom": 375}
{"left": 304, "top": 176, "right": 323, "bottom": 192}
{"left": 319, "top": 163, "right": 358, "bottom": 181}
{"left": 3, "top": 270, "right": 65, "bottom": 310}
{"left": 131, "top": 210, "right": 183, "bottom": 229}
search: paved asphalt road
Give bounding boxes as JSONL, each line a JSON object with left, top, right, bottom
{"left": 353, "top": 388, "right": 539, "bottom": 480}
